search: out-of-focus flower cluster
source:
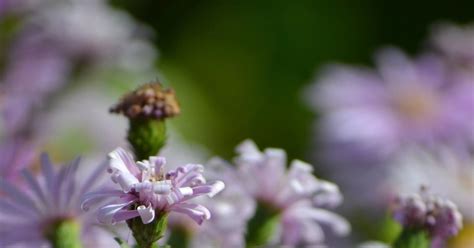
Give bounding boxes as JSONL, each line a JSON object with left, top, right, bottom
{"left": 306, "top": 22, "right": 473, "bottom": 245}
{"left": 392, "top": 187, "right": 463, "bottom": 247}
{"left": 393, "top": 188, "right": 462, "bottom": 237}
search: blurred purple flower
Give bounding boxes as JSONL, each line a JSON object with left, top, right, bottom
{"left": 234, "top": 140, "right": 349, "bottom": 246}
{"left": 1, "top": 0, "right": 158, "bottom": 136}
{"left": 81, "top": 148, "right": 225, "bottom": 225}
{"left": 306, "top": 47, "right": 474, "bottom": 213}
{"left": 0, "top": 153, "right": 113, "bottom": 247}
{"left": 309, "top": 48, "right": 473, "bottom": 161}
{"left": 392, "top": 187, "right": 463, "bottom": 248}
{"left": 187, "top": 158, "right": 256, "bottom": 248}
{"left": 1, "top": 32, "right": 71, "bottom": 134}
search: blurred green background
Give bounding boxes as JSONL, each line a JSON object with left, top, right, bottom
{"left": 111, "top": 0, "right": 473, "bottom": 161}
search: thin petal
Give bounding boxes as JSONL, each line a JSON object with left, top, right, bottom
{"left": 304, "top": 208, "right": 350, "bottom": 236}
{"left": 79, "top": 159, "right": 108, "bottom": 196}
{"left": 22, "top": 169, "right": 49, "bottom": 208}
{"left": 112, "top": 210, "right": 140, "bottom": 223}
{"left": 171, "top": 203, "right": 211, "bottom": 225}
{"left": 40, "top": 153, "right": 56, "bottom": 195}
{"left": 0, "top": 180, "right": 39, "bottom": 215}
{"left": 81, "top": 190, "right": 125, "bottom": 211}
{"left": 97, "top": 199, "right": 136, "bottom": 225}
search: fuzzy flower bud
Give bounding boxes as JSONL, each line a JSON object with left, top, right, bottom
{"left": 392, "top": 186, "right": 463, "bottom": 248}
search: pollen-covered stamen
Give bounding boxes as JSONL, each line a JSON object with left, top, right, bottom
{"left": 110, "top": 83, "right": 180, "bottom": 120}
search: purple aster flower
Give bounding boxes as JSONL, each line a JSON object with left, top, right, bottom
{"left": 392, "top": 186, "right": 463, "bottom": 248}
{"left": 0, "top": 153, "right": 114, "bottom": 247}
{"left": 232, "top": 140, "right": 350, "bottom": 246}
{"left": 81, "top": 147, "right": 225, "bottom": 226}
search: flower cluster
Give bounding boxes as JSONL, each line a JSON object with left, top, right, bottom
{"left": 82, "top": 148, "right": 224, "bottom": 225}
{"left": 392, "top": 187, "right": 463, "bottom": 247}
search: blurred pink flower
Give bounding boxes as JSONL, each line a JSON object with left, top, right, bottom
{"left": 233, "top": 140, "right": 349, "bottom": 246}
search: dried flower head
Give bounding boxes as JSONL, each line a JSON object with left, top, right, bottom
{"left": 392, "top": 186, "right": 463, "bottom": 246}
{"left": 110, "top": 83, "right": 180, "bottom": 120}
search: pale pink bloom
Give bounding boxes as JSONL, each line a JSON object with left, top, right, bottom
{"left": 82, "top": 148, "right": 225, "bottom": 225}
{"left": 233, "top": 140, "right": 349, "bottom": 246}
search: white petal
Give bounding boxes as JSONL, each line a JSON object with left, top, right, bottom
{"left": 115, "top": 172, "right": 139, "bottom": 192}
{"left": 208, "top": 181, "right": 225, "bottom": 197}
{"left": 136, "top": 161, "right": 151, "bottom": 171}
{"left": 137, "top": 205, "right": 155, "bottom": 224}
{"left": 178, "top": 187, "right": 193, "bottom": 196}
{"left": 152, "top": 180, "right": 172, "bottom": 194}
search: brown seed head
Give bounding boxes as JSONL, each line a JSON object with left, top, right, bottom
{"left": 110, "top": 83, "right": 180, "bottom": 120}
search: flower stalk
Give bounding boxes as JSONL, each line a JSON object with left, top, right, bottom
{"left": 109, "top": 83, "right": 181, "bottom": 247}
{"left": 127, "top": 212, "right": 168, "bottom": 248}
{"left": 393, "top": 228, "right": 430, "bottom": 248}
{"left": 127, "top": 118, "right": 166, "bottom": 161}
{"left": 44, "top": 219, "right": 82, "bottom": 248}
{"left": 245, "top": 202, "right": 281, "bottom": 247}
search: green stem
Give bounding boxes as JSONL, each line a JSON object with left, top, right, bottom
{"left": 45, "top": 219, "right": 82, "bottom": 248}
{"left": 127, "top": 212, "right": 168, "bottom": 248}
{"left": 245, "top": 202, "right": 281, "bottom": 247}
{"left": 393, "top": 228, "right": 430, "bottom": 248}
{"left": 127, "top": 118, "right": 167, "bottom": 161}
